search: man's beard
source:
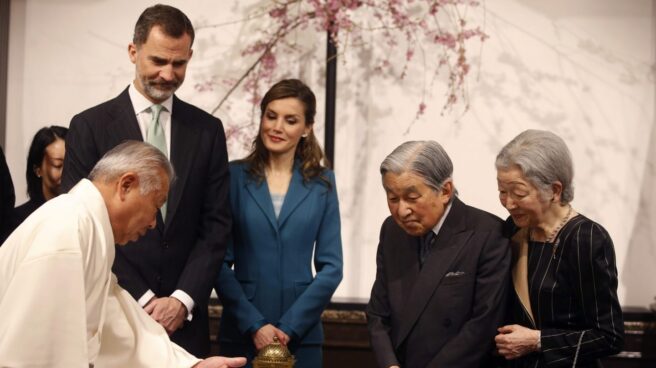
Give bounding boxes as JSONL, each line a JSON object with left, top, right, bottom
{"left": 141, "top": 76, "right": 181, "bottom": 101}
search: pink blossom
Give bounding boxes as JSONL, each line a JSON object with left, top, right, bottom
{"left": 418, "top": 102, "right": 427, "bottom": 115}
{"left": 269, "top": 7, "right": 287, "bottom": 19}
{"left": 406, "top": 49, "right": 414, "bottom": 61}
{"left": 434, "top": 33, "right": 457, "bottom": 49}
{"left": 261, "top": 52, "right": 277, "bottom": 71}
{"left": 194, "top": 81, "right": 214, "bottom": 92}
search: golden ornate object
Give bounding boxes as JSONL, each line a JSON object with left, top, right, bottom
{"left": 252, "top": 336, "right": 295, "bottom": 368}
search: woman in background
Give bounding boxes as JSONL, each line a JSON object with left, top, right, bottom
{"left": 215, "top": 79, "right": 343, "bottom": 367}
{"left": 10, "top": 125, "right": 68, "bottom": 231}
{"left": 494, "top": 129, "right": 623, "bottom": 367}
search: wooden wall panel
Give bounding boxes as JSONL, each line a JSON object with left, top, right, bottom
{"left": 209, "top": 301, "right": 656, "bottom": 368}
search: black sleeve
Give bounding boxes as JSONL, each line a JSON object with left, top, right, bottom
{"left": 62, "top": 114, "right": 100, "bottom": 192}
{"left": 173, "top": 121, "right": 232, "bottom": 306}
{"left": 0, "top": 146, "right": 15, "bottom": 243}
{"left": 540, "top": 222, "right": 624, "bottom": 366}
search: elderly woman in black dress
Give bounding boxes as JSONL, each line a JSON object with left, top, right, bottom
{"left": 494, "top": 129, "right": 623, "bottom": 367}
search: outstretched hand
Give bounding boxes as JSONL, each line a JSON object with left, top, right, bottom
{"left": 193, "top": 356, "right": 247, "bottom": 368}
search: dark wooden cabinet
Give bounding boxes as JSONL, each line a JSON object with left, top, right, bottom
{"left": 602, "top": 306, "right": 656, "bottom": 368}
{"left": 208, "top": 300, "right": 656, "bottom": 367}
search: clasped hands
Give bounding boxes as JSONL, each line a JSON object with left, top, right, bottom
{"left": 253, "top": 324, "right": 290, "bottom": 351}
{"left": 145, "top": 296, "right": 187, "bottom": 335}
{"left": 495, "top": 324, "right": 541, "bottom": 360}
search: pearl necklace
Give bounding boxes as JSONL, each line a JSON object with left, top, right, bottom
{"left": 546, "top": 205, "right": 573, "bottom": 243}
{"left": 529, "top": 204, "right": 573, "bottom": 243}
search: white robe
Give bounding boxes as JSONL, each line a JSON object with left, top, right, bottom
{"left": 0, "top": 179, "right": 200, "bottom": 368}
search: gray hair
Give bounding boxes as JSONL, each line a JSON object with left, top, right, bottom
{"left": 495, "top": 129, "right": 574, "bottom": 203}
{"left": 89, "top": 141, "right": 175, "bottom": 195}
{"left": 380, "top": 140, "right": 454, "bottom": 196}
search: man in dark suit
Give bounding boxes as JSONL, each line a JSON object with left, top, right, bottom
{"left": 366, "top": 140, "right": 511, "bottom": 368}
{"left": 0, "top": 145, "right": 15, "bottom": 244}
{"left": 62, "top": 4, "right": 230, "bottom": 357}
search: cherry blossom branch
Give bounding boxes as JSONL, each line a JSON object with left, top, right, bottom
{"left": 210, "top": 12, "right": 310, "bottom": 115}
{"left": 198, "top": 0, "right": 487, "bottom": 150}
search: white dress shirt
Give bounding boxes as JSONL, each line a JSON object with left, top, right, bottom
{"left": 128, "top": 83, "right": 195, "bottom": 320}
{"left": 431, "top": 201, "right": 453, "bottom": 236}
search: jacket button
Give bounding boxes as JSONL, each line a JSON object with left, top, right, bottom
{"left": 163, "top": 242, "right": 169, "bottom": 249}
{"left": 156, "top": 275, "right": 162, "bottom": 282}
{"left": 443, "top": 318, "right": 452, "bottom": 327}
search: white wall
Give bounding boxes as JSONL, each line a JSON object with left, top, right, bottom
{"left": 6, "top": 0, "right": 656, "bottom": 306}
{"left": 334, "top": 0, "right": 656, "bottom": 306}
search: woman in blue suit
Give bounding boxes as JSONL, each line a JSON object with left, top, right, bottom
{"left": 215, "top": 79, "right": 343, "bottom": 367}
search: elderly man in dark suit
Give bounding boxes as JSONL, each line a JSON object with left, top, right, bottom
{"left": 62, "top": 4, "right": 230, "bottom": 358}
{"left": 366, "top": 140, "right": 511, "bottom": 368}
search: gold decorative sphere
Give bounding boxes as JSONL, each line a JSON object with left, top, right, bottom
{"left": 252, "top": 336, "right": 295, "bottom": 368}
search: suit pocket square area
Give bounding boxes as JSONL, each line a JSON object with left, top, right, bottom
{"left": 445, "top": 271, "right": 466, "bottom": 277}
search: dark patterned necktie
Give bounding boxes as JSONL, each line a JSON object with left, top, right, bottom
{"left": 420, "top": 230, "right": 436, "bottom": 266}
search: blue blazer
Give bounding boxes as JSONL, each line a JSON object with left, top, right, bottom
{"left": 216, "top": 161, "right": 343, "bottom": 347}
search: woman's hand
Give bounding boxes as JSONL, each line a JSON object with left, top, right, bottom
{"left": 495, "top": 324, "right": 540, "bottom": 360}
{"left": 252, "top": 324, "right": 290, "bottom": 350}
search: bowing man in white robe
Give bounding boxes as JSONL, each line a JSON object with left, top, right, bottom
{"left": 0, "top": 141, "right": 245, "bottom": 368}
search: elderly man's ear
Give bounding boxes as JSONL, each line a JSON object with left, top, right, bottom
{"left": 117, "top": 172, "right": 139, "bottom": 200}
{"left": 440, "top": 180, "right": 454, "bottom": 202}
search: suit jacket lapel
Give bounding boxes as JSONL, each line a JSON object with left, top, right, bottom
{"left": 390, "top": 233, "right": 422, "bottom": 316}
{"left": 245, "top": 177, "right": 279, "bottom": 233}
{"left": 164, "top": 96, "right": 200, "bottom": 229}
{"left": 395, "top": 198, "right": 472, "bottom": 348}
{"left": 277, "top": 165, "right": 310, "bottom": 229}
{"left": 110, "top": 88, "right": 142, "bottom": 142}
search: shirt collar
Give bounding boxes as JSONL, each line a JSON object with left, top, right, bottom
{"left": 128, "top": 83, "right": 173, "bottom": 115}
{"left": 431, "top": 200, "right": 453, "bottom": 236}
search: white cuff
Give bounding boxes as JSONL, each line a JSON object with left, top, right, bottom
{"left": 171, "top": 290, "right": 195, "bottom": 321}
{"left": 138, "top": 290, "right": 156, "bottom": 307}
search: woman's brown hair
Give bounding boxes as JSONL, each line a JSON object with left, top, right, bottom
{"left": 243, "top": 79, "right": 331, "bottom": 188}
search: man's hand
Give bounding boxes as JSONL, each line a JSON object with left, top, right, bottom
{"left": 144, "top": 296, "right": 187, "bottom": 334}
{"left": 495, "top": 324, "right": 540, "bottom": 360}
{"left": 193, "top": 356, "right": 247, "bottom": 368}
{"left": 252, "top": 324, "right": 290, "bottom": 350}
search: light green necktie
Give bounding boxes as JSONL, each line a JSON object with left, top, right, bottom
{"left": 147, "top": 104, "right": 168, "bottom": 220}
